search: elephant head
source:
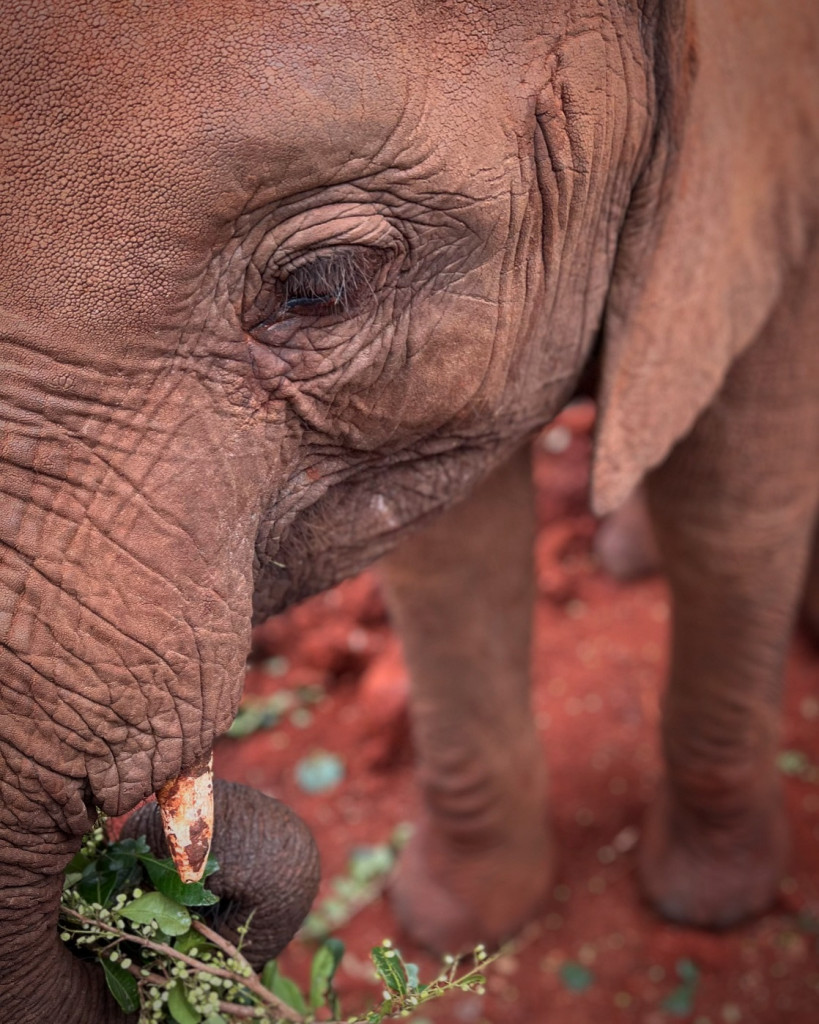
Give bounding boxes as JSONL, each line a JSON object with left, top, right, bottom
{"left": 2, "top": 0, "right": 814, "bottom": 1019}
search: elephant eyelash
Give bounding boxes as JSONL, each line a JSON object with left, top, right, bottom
{"left": 249, "top": 247, "right": 387, "bottom": 331}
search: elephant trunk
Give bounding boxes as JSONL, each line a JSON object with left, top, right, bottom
{"left": 0, "top": 835, "right": 135, "bottom": 1024}
{"left": 122, "top": 779, "right": 320, "bottom": 970}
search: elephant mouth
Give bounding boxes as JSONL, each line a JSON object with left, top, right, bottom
{"left": 156, "top": 757, "right": 215, "bottom": 883}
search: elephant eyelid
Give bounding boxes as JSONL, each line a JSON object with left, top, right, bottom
{"left": 246, "top": 246, "right": 388, "bottom": 332}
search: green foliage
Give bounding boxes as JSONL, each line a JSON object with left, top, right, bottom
{"left": 226, "top": 685, "right": 325, "bottom": 740}
{"left": 309, "top": 937, "right": 344, "bottom": 1014}
{"left": 559, "top": 961, "right": 594, "bottom": 993}
{"left": 371, "top": 945, "right": 409, "bottom": 996}
{"left": 262, "top": 961, "right": 309, "bottom": 1015}
{"left": 101, "top": 956, "right": 141, "bottom": 1013}
{"left": 294, "top": 752, "right": 346, "bottom": 795}
{"left": 60, "top": 823, "right": 496, "bottom": 1023}
{"left": 120, "top": 891, "right": 193, "bottom": 936}
{"left": 167, "top": 982, "right": 201, "bottom": 1024}
{"left": 359, "top": 940, "right": 493, "bottom": 1023}
{"left": 777, "top": 748, "right": 819, "bottom": 782}
{"left": 661, "top": 958, "right": 700, "bottom": 1017}
{"left": 300, "top": 826, "right": 411, "bottom": 940}
{"left": 141, "top": 851, "right": 220, "bottom": 908}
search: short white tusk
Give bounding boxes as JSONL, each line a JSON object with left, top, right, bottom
{"left": 156, "top": 756, "right": 214, "bottom": 884}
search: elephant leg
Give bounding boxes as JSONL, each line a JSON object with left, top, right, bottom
{"left": 379, "top": 443, "right": 551, "bottom": 954}
{"left": 639, "top": 265, "right": 819, "bottom": 927}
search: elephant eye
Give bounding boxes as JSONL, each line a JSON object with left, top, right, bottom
{"left": 246, "top": 247, "right": 387, "bottom": 335}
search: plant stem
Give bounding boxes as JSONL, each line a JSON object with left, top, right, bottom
{"left": 127, "top": 967, "right": 275, "bottom": 1022}
{"left": 128, "top": 966, "right": 165, "bottom": 986}
{"left": 191, "top": 920, "right": 254, "bottom": 970}
{"left": 214, "top": 1000, "right": 270, "bottom": 1020}
{"left": 191, "top": 921, "right": 304, "bottom": 1022}
{"left": 61, "top": 907, "right": 302, "bottom": 1022}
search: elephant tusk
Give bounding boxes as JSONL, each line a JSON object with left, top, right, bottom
{"left": 156, "top": 756, "right": 214, "bottom": 883}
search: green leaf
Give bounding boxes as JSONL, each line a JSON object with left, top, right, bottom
{"left": 309, "top": 937, "right": 344, "bottom": 1010}
{"left": 349, "top": 844, "right": 395, "bottom": 884}
{"left": 295, "top": 751, "right": 345, "bottom": 794}
{"left": 371, "top": 945, "right": 408, "bottom": 996}
{"left": 404, "top": 962, "right": 420, "bottom": 990}
{"left": 202, "top": 1017, "right": 228, "bottom": 1024}
{"left": 777, "top": 749, "right": 809, "bottom": 777}
{"left": 175, "top": 930, "right": 212, "bottom": 956}
{"left": 675, "top": 958, "right": 699, "bottom": 985}
{"left": 662, "top": 960, "right": 700, "bottom": 1017}
{"left": 140, "top": 854, "right": 219, "bottom": 907}
{"left": 120, "top": 891, "right": 191, "bottom": 936}
{"left": 168, "top": 981, "right": 201, "bottom": 1024}
{"left": 261, "top": 961, "right": 308, "bottom": 1014}
{"left": 559, "top": 961, "right": 594, "bottom": 993}
{"left": 663, "top": 984, "right": 697, "bottom": 1016}
{"left": 64, "top": 851, "right": 90, "bottom": 889}
{"left": 76, "top": 838, "right": 149, "bottom": 906}
{"left": 260, "top": 960, "right": 277, "bottom": 989}
{"left": 101, "top": 957, "right": 140, "bottom": 1014}
{"left": 227, "top": 703, "right": 280, "bottom": 739}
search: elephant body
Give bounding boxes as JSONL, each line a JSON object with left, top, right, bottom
{"left": 1, "top": 1, "right": 818, "bottom": 1019}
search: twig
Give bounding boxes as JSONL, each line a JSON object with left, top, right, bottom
{"left": 127, "top": 966, "right": 274, "bottom": 1022}
{"left": 191, "top": 920, "right": 304, "bottom": 1022}
{"left": 127, "top": 965, "right": 166, "bottom": 987}
{"left": 63, "top": 908, "right": 238, "bottom": 982}
{"left": 214, "top": 1000, "right": 270, "bottom": 1020}
{"left": 62, "top": 907, "right": 302, "bottom": 1022}
{"left": 192, "top": 919, "right": 254, "bottom": 970}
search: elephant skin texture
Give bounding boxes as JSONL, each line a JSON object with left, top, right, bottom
{"left": 1, "top": 1, "right": 819, "bottom": 1021}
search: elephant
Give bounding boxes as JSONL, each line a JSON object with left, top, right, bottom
{"left": 2, "top": 0, "right": 819, "bottom": 1020}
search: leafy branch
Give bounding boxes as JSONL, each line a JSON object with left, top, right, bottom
{"left": 59, "top": 824, "right": 495, "bottom": 1024}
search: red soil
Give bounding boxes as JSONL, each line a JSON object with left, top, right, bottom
{"left": 215, "top": 402, "right": 819, "bottom": 1024}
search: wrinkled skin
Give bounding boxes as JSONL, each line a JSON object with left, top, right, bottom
{"left": 2, "top": 1, "right": 819, "bottom": 1020}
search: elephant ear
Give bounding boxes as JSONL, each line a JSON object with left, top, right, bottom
{"left": 591, "top": 3, "right": 799, "bottom": 514}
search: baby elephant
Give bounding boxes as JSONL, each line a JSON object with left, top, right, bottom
{"left": 1, "top": 1, "right": 819, "bottom": 1020}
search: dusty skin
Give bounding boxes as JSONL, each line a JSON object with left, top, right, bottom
{"left": 1, "top": 2, "right": 819, "bottom": 1021}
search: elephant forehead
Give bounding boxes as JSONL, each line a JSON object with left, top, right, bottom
{"left": 0, "top": 3, "right": 541, "bottom": 323}
{"left": 0, "top": 1, "right": 636, "bottom": 332}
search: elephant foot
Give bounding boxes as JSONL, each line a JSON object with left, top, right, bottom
{"left": 638, "top": 784, "right": 788, "bottom": 928}
{"left": 594, "top": 486, "right": 661, "bottom": 582}
{"left": 389, "top": 815, "right": 553, "bottom": 955}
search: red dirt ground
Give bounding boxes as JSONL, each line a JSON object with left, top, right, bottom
{"left": 214, "top": 402, "right": 819, "bottom": 1024}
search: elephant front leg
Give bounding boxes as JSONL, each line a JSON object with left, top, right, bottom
{"left": 379, "top": 443, "right": 551, "bottom": 955}
{"left": 639, "top": 301, "right": 819, "bottom": 927}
